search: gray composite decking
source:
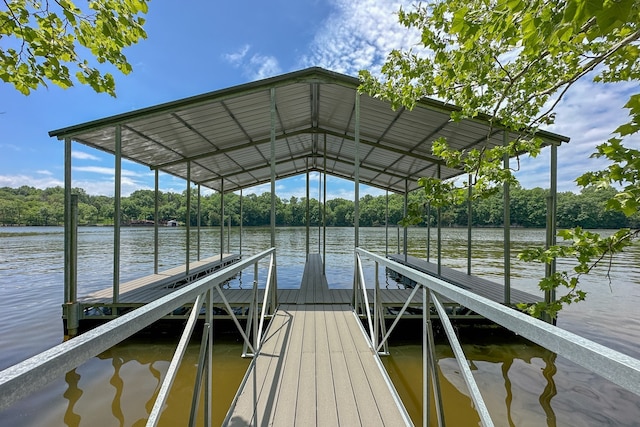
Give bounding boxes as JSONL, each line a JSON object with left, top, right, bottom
{"left": 387, "top": 253, "right": 541, "bottom": 305}
{"left": 78, "top": 254, "right": 240, "bottom": 303}
{"left": 225, "top": 254, "right": 410, "bottom": 426}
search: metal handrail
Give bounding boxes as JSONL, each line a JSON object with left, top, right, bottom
{"left": 355, "top": 247, "right": 640, "bottom": 426}
{"left": 0, "top": 247, "right": 276, "bottom": 416}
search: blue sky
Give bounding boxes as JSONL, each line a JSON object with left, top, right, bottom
{"left": 1, "top": 0, "right": 638, "bottom": 199}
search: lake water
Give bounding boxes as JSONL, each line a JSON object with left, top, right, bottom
{"left": 0, "top": 226, "right": 639, "bottom": 426}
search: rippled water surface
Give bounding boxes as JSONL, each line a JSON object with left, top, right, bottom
{"left": 0, "top": 226, "right": 638, "bottom": 426}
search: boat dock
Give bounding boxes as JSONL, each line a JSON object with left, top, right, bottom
{"left": 224, "top": 254, "right": 411, "bottom": 426}
{"left": 71, "top": 252, "right": 542, "bottom": 333}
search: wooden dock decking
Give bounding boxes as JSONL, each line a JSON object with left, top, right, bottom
{"left": 225, "top": 255, "right": 411, "bottom": 426}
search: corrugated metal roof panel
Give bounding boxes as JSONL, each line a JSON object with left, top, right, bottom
{"left": 49, "top": 67, "right": 569, "bottom": 195}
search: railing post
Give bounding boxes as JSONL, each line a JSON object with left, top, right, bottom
{"left": 423, "top": 286, "right": 430, "bottom": 427}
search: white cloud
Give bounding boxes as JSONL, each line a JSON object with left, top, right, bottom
{"left": 223, "top": 45, "right": 282, "bottom": 81}
{"left": 36, "top": 170, "right": 53, "bottom": 176}
{"left": 0, "top": 174, "right": 63, "bottom": 189}
{"left": 223, "top": 44, "right": 251, "bottom": 65}
{"left": 72, "top": 151, "right": 101, "bottom": 161}
{"left": 74, "top": 166, "right": 144, "bottom": 177}
{"left": 300, "top": 0, "right": 418, "bottom": 75}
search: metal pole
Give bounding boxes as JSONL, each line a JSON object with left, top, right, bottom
{"left": 437, "top": 165, "right": 442, "bottom": 276}
{"left": 354, "top": 92, "right": 360, "bottom": 247}
{"left": 154, "top": 169, "right": 159, "bottom": 274}
{"left": 323, "top": 133, "right": 327, "bottom": 273}
{"left": 468, "top": 174, "right": 472, "bottom": 276}
{"left": 240, "top": 189, "right": 243, "bottom": 257}
{"left": 64, "top": 137, "right": 72, "bottom": 304}
{"left": 270, "top": 87, "right": 278, "bottom": 308}
{"left": 186, "top": 162, "right": 191, "bottom": 275}
{"left": 220, "top": 179, "right": 225, "bottom": 261}
{"left": 197, "top": 184, "right": 201, "bottom": 261}
{"left": 205, "top": 289, "right": 213, "bottom": 425}
{"left": 423, "top": 286, "right": 430, "bottom": 427}
{"left": 270, "top": 87, "right": 276, "bottom": 250}
{"left": 113, "top": 125, "right": 122, "bottom": 304}
{"left": 503, "top": 131, "right": 511, "bottom": 305}
{"left": 318, "top": 171, "right": 321, "bottom": 252}
{"left": 404, "top": 180, "right": 408, "bottom": 263}
{"left": 545, "top": 144, "right": 558, "bottom": 322}
{"left": 67, "top": 194, "right": 79, "bottom": 336}
{"left": 353, "top": 91, "right": 360, "bottom": 306}
{"left": 306, "top": 162, "right": 310, "bottom": 257}
{"left": 385, "top": 190, "right": 389, "bottom": 257}
{"left": 427, "top": 203, "right": 431, "bottom": 262}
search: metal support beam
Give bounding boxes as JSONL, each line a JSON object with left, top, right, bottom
{"left": 240, "top": 189, "right": 244, "bottom": 257}
{"left": 197, "top": 184, "right": 201, "bottom": 261}
{"left": 186, "top": 162, "right": 191, "bottom": 275}
{"left": 545, "top": 144, "right": 558, "bottom": 322}
{"left": 64, "top": 137, "right": 72, "bottom": 305}
{"left": 270, "top": 87, "right": 276, "bottom": 249}
{"left": 404, "top": 180, "right": 408, "bottom": 263}
{"left": 385, "top": 190, "right": 389, "bottom": 258}
{"left": 468, "top": 174, "right": 473, "bottom": 276}
{"left": 437, "top": 164, "right": 442, "bottom": 276}
{"left": 220, "top": 179, "right": 225, "bottom": 261}
{"left": 354, "top": 92, "right": 360, "bottom": 246}
{"left": 154, "top": 169, "right": 159, "bottom": 274}
{"left": 306, "top": 161, "right": 310, "bottom": 258}
{"left": 323, "top": 134, "right": 327, "bottom": 273}
{"left": 113, "top": 125, "right": 122, "bottom": 304}
{"left": 503, "top": 131, "right": 511, "bottom": 305}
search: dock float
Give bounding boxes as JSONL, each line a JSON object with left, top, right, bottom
{"left": 224, "top": 254, "right": 411, "bottom": 426}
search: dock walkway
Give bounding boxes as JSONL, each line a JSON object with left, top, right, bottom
{"left": 387, "top": 253, "right": 541, "bottom": 305}
{"left": 225, "top": 255, "right": 410, "bottom": 426}
{"left": 79, "top": 254, "right": 240, "bottom": 304}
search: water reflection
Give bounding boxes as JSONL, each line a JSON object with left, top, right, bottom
{"left": 53, "top": 335, "right": 250, "bottom": 427}
{"left": 1, "top": 227, "right": 639, "bottom": 426}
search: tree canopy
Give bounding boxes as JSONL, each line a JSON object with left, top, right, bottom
{"left": 360, "top": 0, "right": 640, "bottom": 318}
{"left": 1, "top": 0, "right": 149, "bottom": 96}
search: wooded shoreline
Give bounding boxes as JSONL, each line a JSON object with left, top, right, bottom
{"left": 2, "top": 184, "right": 638, "bottom": 229}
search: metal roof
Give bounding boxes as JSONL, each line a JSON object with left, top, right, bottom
{"left": 49, "top": 67, "right": 569, "bottom": 194}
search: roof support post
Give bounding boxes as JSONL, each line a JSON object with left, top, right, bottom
{"left": 270, "top": 87, "right": 276, "bottom": 249}
{"left": 437, "top": 164, "right": 442, "bottom": 276}
{"left": 186, "top": 162, "right": 191, "bottom": 275}
{"left": 354, "top": 92, "right": 360, "bottom": 247}
{"left": 197, "top": 184, "right": 201, "bottom": 261}
{"left": 113, "top": 125, "right": 122, "bottom": 304}
{"left": 154, "top": 169, "right": 159, "bottom": 274}
{"left": 404, "top": 179, "right": 408, "bottom": 263}
{"left": 318, "top": 171, "right": 321, "bottom": 252}
{"left": 503, "top": 131, "right": 511, "bottom": 305}
{"left": 220, "top": 179, "right": 224, "bottom": 261}
{"left": 323, "top": 134, "right": 327, "bottom": 273}
{"left": 467, "top": 174, "right": 473, "bottom": 275}
{"left": 64, "top": 137, "right": 72, "bottom": 305}
{"left": 353, "top": 91, "right": 361, "bottom": 307}
{"left": 545, "top": 143, "right": 558, "bottom": 322}
{"left": 240, "top": 189, "right": 243, "bottom": 257}
{"left": 426, "top": 202, "right": 431, "bottom": 262}
{"left": 270, "top": 86, "right": 278, "bottom": 309}
{"left": 385, "top": 190, "right": 389, "bottom": 258}
{"left": 306, "top": 159, "right": 310, "bottom": 258}
{"left": 63, "top": 137, "right": 78, "bottom": 336}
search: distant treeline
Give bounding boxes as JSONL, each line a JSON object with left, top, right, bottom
{"left": 1, "top": 185, "right": 638, "bottom": 229}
